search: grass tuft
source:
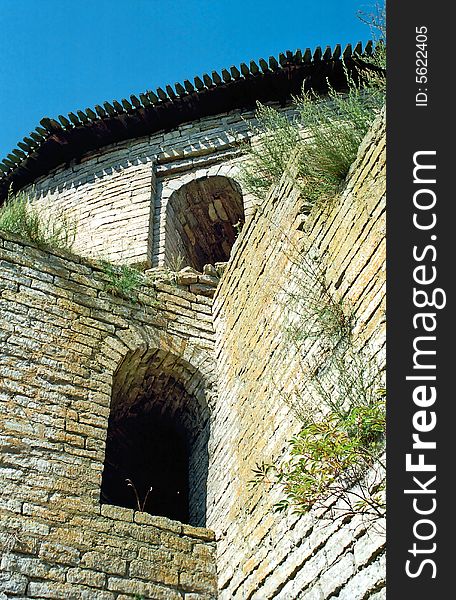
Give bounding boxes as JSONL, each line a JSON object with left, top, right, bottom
{"left": 100, "top": 261, "right": 146, "bottom": 303}
{"left": 0, "top": 190, "right": 76, "bottom": 251}
{"left": 240, "top": 70, "right": 385, "bottom": 209}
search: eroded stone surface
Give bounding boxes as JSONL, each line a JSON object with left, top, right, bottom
{"left": 0, "top": 110, "right": 385, "bottom": 599}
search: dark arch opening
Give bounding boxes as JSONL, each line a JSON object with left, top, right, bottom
{"left": 165, "top": 175, "right": 244, "bottom": 271}
{"left": 100, "top": 349, "right": 211, "bottom": 526}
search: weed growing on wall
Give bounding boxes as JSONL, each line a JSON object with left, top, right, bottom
{"left": 166, "top": 252, "right": 187, "bottom": 285}
{"left": 357, "top": 1, "right": 386, "bottom": 69}
{"left": 125, "top": 478, "right": 153, "bottom": 512}
{"left": 295, "top": 80, "right": 384, "bottom": 206}
{"left": 168, "top": 253, "right": 186, "bottom": 273}
{"left": 100, "top": 260, "right": 146, "bottom": 303}
{"left": 250, "top": 212, "right": 385, "bottom": 522}
{"left": 240, "top": 105, "right": 301, "bottom": 202}
{"left": 284, "top": 252, "right": 353, "bottom": 347}
{"left": 240, "top": 66, "right": 385, "bottom": 208}
{"left": 285, "top": 350, "right": 385, "bottom": 519}
{"left": 0, "top": 190, "right": 76, "bottom": 251}
{"left": 253, "top": 350, "right": 386, "bottom": 521}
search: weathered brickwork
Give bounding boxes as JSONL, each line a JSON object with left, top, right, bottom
{"left": 210, "top": 109, "right": 386, "bottom": 599}
{"left": 1, "top": 108, "right": 385, "bottom": 599}
{"left": 0, "top": 238, "right": 218, "bottom": 599}
{"left": 25, "top": 107, "right": 296, "bottom": 269}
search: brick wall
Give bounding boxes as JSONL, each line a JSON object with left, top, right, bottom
{"left": 210, "top": 109, "right": 386, "bottom": 599}
{"left": 1, "top": 108, "right": 385, "bottom": 599}
{"left": 25, "top": 106, "right": 296, "bottom": 269}
{"left": 0, "top": 238, "right": 218, "bottom": 599}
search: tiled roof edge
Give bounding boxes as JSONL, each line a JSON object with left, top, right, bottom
{"left": 0, "top": 41, "right": 378, "bottom": 200}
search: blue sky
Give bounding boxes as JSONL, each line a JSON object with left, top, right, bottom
{"left": 0, "top": 0, "right": 373, "bottom": 160}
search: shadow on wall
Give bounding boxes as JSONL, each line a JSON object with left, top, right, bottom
{"left": 164, "top": 175, "right": 244, "bottom": 271}
{"left": 100, "top": 348, "right": 211, "bottom": 527}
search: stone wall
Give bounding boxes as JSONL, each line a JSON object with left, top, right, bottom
{"left": 0, "top": 236, "right": 218, "bottom": 599}
{"left": 1, "top": 108, "right": 385, "bottom": 599}
{"left": 210, "top": 109, "right": 386, "bottom": 599}
{"left": 25, "top": 110, "right": 251, "bottom": 268}
{"left": 26, "top": 106, "right": 297, "bottom": 269}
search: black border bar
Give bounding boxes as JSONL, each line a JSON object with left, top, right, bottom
{"left": 387, "top": 1, "right": 454, "bottom": 596}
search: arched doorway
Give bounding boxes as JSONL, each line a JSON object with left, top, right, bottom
{"left": 164, "top": 175, "right": 244, "bottom": 271}
{"left": 100, "top": 349, "right": 211, "bottom": 526}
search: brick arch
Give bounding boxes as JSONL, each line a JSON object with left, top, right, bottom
{"left": 97, "top": 325, "right": 217, "bottom": 527}
{"left": 163, "top": 173, "right": 245, "bottom": 271}
{"left": 96, "top": 324, "right": 217, "bottom": 394}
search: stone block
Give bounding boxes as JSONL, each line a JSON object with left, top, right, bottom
{"left": 133, "top": 512, "right": 181, "bottom": 533}
{"left": 335, "top": 555, "right": 386, "bottom": 600}
{"left": 198, "top": 274, "right": 219, "bottom": 286}
{"left": 179, "top": 571, "right": 217, "bottom": 594}
{"left": 177, "top": 267, "right": 199, "bottom": 285}
{"left": 214, "top": 262, "right": 227, "bottom": 276}
{"left": 129, "top": 559, "right": 179, "bottom": 586}
{"left": 189, "top": 284, "right": 215, "bottom": 298}
{"left": 38, "top": 542, "right": 80, "bottom": 566}
{"left": 182, "top": 524, "right": 216, "bottom": 542}
{"left": 66, "top": 567, "right": 106, "bottom": 588}
{"left": 0, "top": 572, "right": 28, "bottom": 595}
{"left": 100, "top": 504, "right": 134, "bottom": 522}
{"left": 193, "top": 543, "right": 217, "bottom": 560}
{"left": 353, "top": 528, "right": 385, "bottom": 568}
{"left": 27, "top": 581, "right": 115, "bottom": 600}
{"left": 107, "top": 577, "right": 181, "bottom": 599}
{"left": 1, "top": 554, "right": 66, "bottom": 582}
{"left": 81, "top": 551, "right": 127, "bottom": 576}
{"left": 319, "top": 553, "right": 355, "bottom": 598}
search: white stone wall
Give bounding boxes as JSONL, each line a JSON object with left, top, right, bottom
{"left": 209, "top": 110, "right": 386, "bottom": 599}
{"left": 3, "top": 103, "right": 386, "bottom": 599}
{"left": 0, "top": 234, "right": 219, "bottom": 599}
{"left": 25, "top": 106, "right": 296, "bottom": 269}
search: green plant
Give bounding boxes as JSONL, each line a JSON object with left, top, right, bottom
{"left": 0, "top": 190, "right": 76, "bottom": 251}
{"left": 168, "top": 252, "right": 186, "bottom": 273}
{"left": 284, "top": 253, "right": 352, "bottom": 347}
{"left": 244, "top": 24, "right": 386, "bottom": 522}
{"left": 252, "top": 360, "right": 385, "bottom": 520}
{"left": 296, "top": 79, "right": 384, "bottom": 205}
{"left": 100, "top": 260, "right": 145, "bottom": 302}
{"left": 240, "top": 105, "right": 301, "bottom": 201}
{"left": 240, "top": 68, "right": 385, "bottom": 209}
{"left": 248, "top": 204, "right": 386, "bottom": 523}
{"left": 252, "top": 229, "right": 385, "bottom": 521}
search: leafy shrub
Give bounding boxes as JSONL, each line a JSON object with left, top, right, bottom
{"left": 251, "top": 357, "right": 386, "bottom": 518}
{"left": 252, "top": 377, "right": 385, "bottom": 519}
{"left": 0, "top": 190, "right": 76, "bottom": 251}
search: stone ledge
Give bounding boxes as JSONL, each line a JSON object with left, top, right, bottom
{"left": 146, "top": 264, "right": 225, "bottom": 299}
{"left": 96, "top": 507, "right": 216, "bottom": 542}
{"left": 100, "top": 504, "right": 134, "bottom": 522}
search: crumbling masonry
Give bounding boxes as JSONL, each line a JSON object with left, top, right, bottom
{"left": 0, "top": 44, "right": 385, "bottom": 599}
